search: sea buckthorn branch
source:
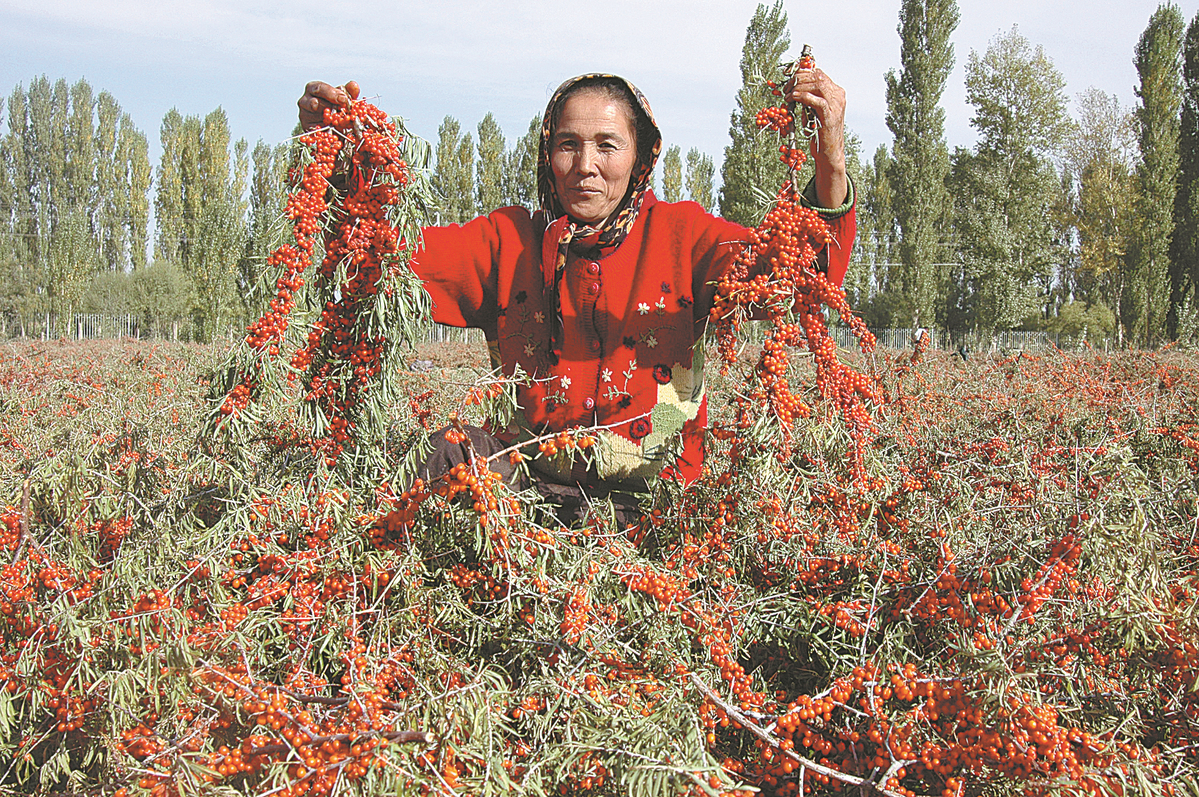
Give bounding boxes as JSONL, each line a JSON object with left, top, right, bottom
{"left": 212, "top": 94, "right": 434, "bottom": 473}
{"left": 691, "top": 674, "right": 916, "bottom": 797}
{"left": 710, "top": 50, "right": 880, "bottom": 489}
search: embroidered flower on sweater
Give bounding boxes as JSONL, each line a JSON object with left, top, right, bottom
{"left": 661, "top": 281, "right": 672, "bottom": 294}
{"left": 629, "top": 418, "right": 652, "bottom": 440}
{"left": 678, "top": 295, "right": 693, "bottom": 308}
{"left": 533, "top": 311, "right": 545, "bottom": 324}
{"left": 524, "top": 342, "right": 537, "bottom": 357}
{"left": 655, "top": 297, "right": 667, "bottom": 316}
{"left": 515, "top": 290, "right": 528, "bottom": 304}
{"left": 638, "top": 302, "right": 650, "bottom": 315}
{"left": 622, "top": 336, "right": 636, "bottom": 349}
{"left": 601, "top": 368, "right": 613, "bottom": 382}
{"left": 559, "top": 375, "right": 572, "bottom": 390}
{"left": 644, "top": 334, "right": 658, "bottom": 348}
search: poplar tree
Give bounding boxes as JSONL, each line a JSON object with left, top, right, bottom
{"left": 155, "top": 108, "right": 185, "bottom": 265}
{"left": 2, "top": 86, "right": 43, "bottom": 325}
{"left": 154, "top": 107, "right": 247, "bottom": 340}
{"left": 190, "top": 109, "right": 247, "bottom": 340}
{"left": 1171, "top": 10, "right": 1199, "bottom": 339}
{"left": 95, "top": 91, "right": 124, "bottom": 271}
{"left": 121, "top": 116, "right": 151, "bottom": 271}
{"left": 476, "top": 112, "right": 505, "bottom": 216}
{"left": 1128, "top": 3, "right": 1185, "bottom": 345}
{"left": 243, "top": 139, "right": 289, "bottom": 293}
{"left": 0, "top": 93, "right": 7, "bottom": 260}
{"left": 501, "top": 115, "right": 540, "bottom": 210}
{"left": 0, "top": 91, "right": 18, "bottom": 265}
{"left": 685, "top": 148, "right": 715, "bottom": 211}
{"left": 662, "top": 146, "right": 683, "bottom": 203}
{"left": 22, "top": 76, "right": 62, "bottom": 300}
{"left": 853, "top": 145, "right": 900, "bottom": 325}
{"left": 4, "top": 88, "right": 34, "bottom": 264}
{"left": 884, "top": 0, "right": 958, "bottom": 327}
{"left": 454, "top": 132, "right": 475, "bottom": 221}
{"left": 719, "top": 0, "right": 791, "bottom": 225}
{"left": 433, "top": 116, "right": 475, "bottom": 224}
{"left": 65, "top": 79, "right": 96, "bottom": 214}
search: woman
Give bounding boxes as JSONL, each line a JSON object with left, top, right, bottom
{"left": 299, "top": 71, "right": 855, "bottom": 525}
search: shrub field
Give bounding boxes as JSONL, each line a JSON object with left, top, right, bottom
{"left": 1, "top": 92, "right": 1197, "bottom": 797}
{"left": 0, "top": 337, "right": 1196, "bottom": 797}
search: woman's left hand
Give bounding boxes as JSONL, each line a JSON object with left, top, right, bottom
{"left": 784, "top": 68, "right": 849, "bottom": 209}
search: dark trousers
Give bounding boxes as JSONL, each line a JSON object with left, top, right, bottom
{"left": 419, "top": 426, "right": 644, "bottom": 530}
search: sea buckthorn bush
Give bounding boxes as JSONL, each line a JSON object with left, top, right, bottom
{"left": 0, "top": 75, "right": 1196, "bottom": 797}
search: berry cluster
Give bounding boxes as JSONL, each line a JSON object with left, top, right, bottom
{"left": 221, "top": 97, "right": 416, "bottom": 466}
{"left": 709, "top": 159, "right": 878, "bottom": 483}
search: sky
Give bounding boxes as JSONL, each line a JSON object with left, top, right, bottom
{"left": 2, "top": 0, "right": 1197, "bottom": 182}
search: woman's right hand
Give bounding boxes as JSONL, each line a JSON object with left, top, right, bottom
{"left": 297, "top": 81, "right": 359, "bottom": 131}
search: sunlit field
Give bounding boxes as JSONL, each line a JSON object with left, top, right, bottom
{"left": 1, "top": 337, "right": 1196, "bottom": 797}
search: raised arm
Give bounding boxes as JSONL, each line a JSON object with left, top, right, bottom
{"left": 783, "top": 68, "right": 849, "bottom": 211}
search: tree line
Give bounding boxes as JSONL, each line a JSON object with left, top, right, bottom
{"left": 3, "top": 1, "right": 1198, "bottom": 346}
{"left": 428, "top": 112, "right": 717, "bottom": 224}
{"left": 0, "top": 83, "right": 717, "bottom": 341}
{"left": 779, "top": 0, "right": 1199, "bottom": 347}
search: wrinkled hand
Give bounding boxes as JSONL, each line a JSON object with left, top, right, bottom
{"left": 298, "top": 81, "right": 358, "bottom": 132}
{"left": 783, "top": 68, "right": 848, "bottom": 209}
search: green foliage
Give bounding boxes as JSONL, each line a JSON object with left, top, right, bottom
{"left": 684, "top": 148, "right": 715, "bottom": 211}
{"left": 83, "top": 268, "right": 136, "bottom": 315}
{"left": 661, "top": 145, "right": 683, "bottom": 203}
{"left": 155, "top": 108, "right": 184, "bottom": 265}
{"left": 476, "top": 112, "right": 505, "bottom": 216}
{"left": 1, "top": 76, "right": 152, "bottom": 329}
{"left": 241, "top": 139, "right": 290, "bottom": 308}
{"left": 949, "top": 27, "right": 1070, "bottom": 332}
{"left": 1129, "top": 3, "right": 1185, "bottom": 346}
{"left": 719, "top": 0, "right": 791, "bottom": 225}
{"left": 884, "top": 0, "right": 958, "bottom": 328}
{"left": 851, "top": 145, "right": 900, "bottom": 326}
{"left": 501, "top": 115, "right": 539, "bottom": 211}
{"left": 1, "top": 87, "right": 34, "bottom": 268}
{"left": 121, "top": 116, "right": 151, "bottom": 271}
{"left": 46, "top": 204, "right": 96, "bottom": 325}
{"left": 154, "top": 108, "right": 247, "bottom": 341}
{"left": 1170, "top": 9, "right": 1199, "bottom": 339}
{"left": 1041, "top": 299, "right": 1118, "bottom": 344}
{"left": 1065, "top": 88, "right": 1138, "bottom": 325}
{"left": 0, "top": 258, "right": 44, "bottom": 324}
{"left": 133, "top": 260, "right": 192, "bottom": 339}
{"left": 433, "top": 115, "right": 476, "bottom": 224}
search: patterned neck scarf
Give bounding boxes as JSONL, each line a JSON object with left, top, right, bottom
{"left": 536, "top": 74, "right": 662, "bottom": 362}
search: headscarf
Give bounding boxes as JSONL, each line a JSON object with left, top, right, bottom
{"left": 536, "top": 74, "right": 662, "bottom": 362}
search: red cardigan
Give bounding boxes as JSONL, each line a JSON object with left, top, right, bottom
{"left": 412, "top": 190, "right": 854, "bottom": 486}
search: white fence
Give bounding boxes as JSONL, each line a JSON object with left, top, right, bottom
{"left": 1, "top": 313, "right": 144, "bottom": 341}
{"left": 828, "top": 326, "right": 1080, "bottom": 354}
{"left": 1, "top": 313, "right": 1081, "bottom": 353}
{"left": 0, "top": 313, "right": 221, "bottom": 342}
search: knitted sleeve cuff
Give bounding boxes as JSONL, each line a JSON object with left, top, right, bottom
{"left": 800, "top": 174, "right": 855, "bottom": 219}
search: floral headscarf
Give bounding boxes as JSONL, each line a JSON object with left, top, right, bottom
{"left": 536, "top": 74, "right": 662, "bottom": 362}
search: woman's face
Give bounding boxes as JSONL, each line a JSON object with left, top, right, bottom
{"left": 550, "top": 91, "right": 639, "bottom": 225}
